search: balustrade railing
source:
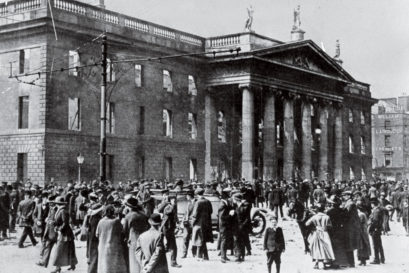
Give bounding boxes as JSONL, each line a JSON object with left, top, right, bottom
{"left": 0, "top": 4, "right": 8, "bottom": 16}
{"left": 124, "top": 18, "right": 149, "bottom": 32}
{"left": 14, "top": 0, "right": 41, "bottom": 13}
{"left": 54, "top": 0, "right": 86, "bottom": 15}
{"left": 209, "top": 34, "right": 241, "bottom": 47}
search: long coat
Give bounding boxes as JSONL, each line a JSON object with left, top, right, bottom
{"left": 96, "top": 217, "right": 127, "bottom": 273}
{"left": 305, "top": 212, "right": 335, "bottom": 262}
{"left": 326, "top": 207, "right": 349, "bottom": 266}
{"left": 85, "top": 209, "right": 103, "bottom": 273}
{"left": 342, "top": 199, "right": 361, "bottom": 251}
{"left": 192, "top": 196, "right": 213, "bottom": 246}
{"left": 33, "top": 202, "right": 49, "bottom": 236}
{"left": 357, "top": 210, "right": 371, "bottom": 260}
{"left": 136, "top": 227, "right": 169, "bottom": 273}
{"left": 49, "top": 206, "right": 78, "bottom": 267}
{"left": 123, "top": 210, "right": 149, "bottom": 273}
{"left": 0, "top": 193, "right": 9, "bottom": 229}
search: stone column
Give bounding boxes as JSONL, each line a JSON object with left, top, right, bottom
{"left": 241, "top": 85, "right": 254, "bottom": 181}
{"left": 334, "top": 106, "right": 343, "bottom": 181}
{"left": 283, "top": 96, "right": 294, "bottom": 181}
{"left": 301, "top": 100, "right": 312, "bottom": 180}
{"left": 318, "top": 105, "right": 328, "bottom": 181}
{"left": 204, "top": 92, "right": 215, "bottom": 183}
{"left": 263, "top": 91, "right": 276, "bottom": 180}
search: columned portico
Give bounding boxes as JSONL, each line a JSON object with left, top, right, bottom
{"left": 283, "top": 96, "right": 294, "bottom": 181}
{"left": 301, "top": 100, "right": 312, "bottom": 180}
{"left": 263, "top": 90, "right": 276, "bottom": 180}
{"left": 318, "top": 104, "right": 328, "bottom": 181}
{"left": 240, "top": 85, "right": 254, "bottom": 181}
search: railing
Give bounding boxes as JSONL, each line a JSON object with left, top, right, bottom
{"left": 209, "top": 34, "right": 241, "bottom": 47}
{"left": 0, "top": 0, "right": 205, "bottom": 48}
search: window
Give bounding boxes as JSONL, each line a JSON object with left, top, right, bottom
{"left": 135, "top": 64, "right": 142, "bottom": 87}
{"left": 384, "top": 120, "right": 391, "bottom": 130}
{"left": 138, "top": 106, "right": 145, "bottom": 135}
{"left": 163, "top": 109, "right": 172, "bottom": 137}
{"left": 361, "top": 137, "right": 365, "bottom": 154}
{"left": 311, "top": 104, "right": 315, "bottom": 117}
{"left": 17, "top": 153, "right": 28, "bottom": 182}
{"left": 349, "top": 167, "right": 355, "bottom": 180}
{"left": 69, "top": 50, "right": 79, "bottom": 76}
{"left": 361, "top": 168, "right": 366, "bottom": 180}
{"left": 258, "top": 119, "right": 263, "bottom": 143}
{"left": 19, "top": 49, "right": 30, "bottom": 74}
{"left": 188, "top": 112, "right": 197, "bottom": 139}
{"left": 378, "top": 106, "right": 386, "bottom": 114}
{"left": 106, "top": 58, "right": 115, "bottom": 82}
{"left": 68, "top": 97, "right": 81, "bottom": 131}
{"left": 348, "top": 109, "right": 353, "bottom": 123}
{"left": 163, "top": 70, "right": 173, "bottom": 92}
{"left": 137, "top": 156, "right": 145, "bottom": 179}
{"left": 189, "top": 158, "right": 197, "bottom": 181}
{"left": 384, "top": 135, "right": 391, "bottom": 147}
{"left": 384, "top": 153, "right": 392, "bottom": 167}
{"left": 360, "top": 111, "right": 365, "bottom": 125}
{"left": 164, "top": 157, "right": 172, "bottom": 180}
{"left": 18, "top": 96, "right": 29, "bottom": 129}
{"left": 217, "top": 111, "right": 226, "bottom": 143}
{"left": 106, "top": 154, "right": 114, "bottom": 180}
{"left": 349, "top": 136, "right": 354, "bottom": 153}
{"left": 188, "top": 75, "right": 197, "bottom": 96}
{"left": 107, "top": 102, "right": 115, "bottom": 134}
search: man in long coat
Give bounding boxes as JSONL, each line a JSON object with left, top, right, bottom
{"left": 218, "top": 189, "right": 234, "bottom": 263}
{"left": 341, "top": 191, "right": 361, "bottom": 267}
{"left": 36, "top": 195, "right": 57, "bottom": 268}
{"left": 191, "top": 187, "right": 213, "bottom": 261}
{"left": 269, "top": 183, "right": 284, "bottom": 218}
{"left": 233, "top": 193, "right": 252, "bottom": 262}
{"left": 0, "top": 186, "right": 10, "bottom": 240}
{"left": 17, "top": 190, "right": 37, "bottom": 248}
{"left": 136, "top": 213, "right": 169, "bottom": 273}
{"left": 368, "top": 198, "right": 385, "bottom": 264}
{"left": 123, "top": 197, "right": 149, "bottom": 273}
{"left": 181, "top": 191, "right": 196, "bottom": 258}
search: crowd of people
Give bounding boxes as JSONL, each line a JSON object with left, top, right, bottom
{"left": 0, "top": 177, "right": 408, "bottom": 273}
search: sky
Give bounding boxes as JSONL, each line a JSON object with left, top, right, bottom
{"left": 102, "top": 0, "right": 409, "bottom": 99}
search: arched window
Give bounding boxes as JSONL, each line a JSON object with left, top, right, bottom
{"left": 163, "top": 109, "right": 172, "bottom": 137}
{"left": 361, "top": 168, "right": 366, "bottom": 181}
{"left": 349, "top": 136, "right": 354, "bottom": 153}
{"left": 350, "top": 167, "right": 355, "bottom": 180}
{"left": 361, "top": 136, "right": 365, "bottom": 154}
{"left": 360, "top": 111, "right": 365, "bottom": 125}
{"left": 217, "top": 111, "right": 226, "bottom": 143}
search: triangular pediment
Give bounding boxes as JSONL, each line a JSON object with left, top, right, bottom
{"left": 254, "top": 40, "right": 354, "bottom": 82}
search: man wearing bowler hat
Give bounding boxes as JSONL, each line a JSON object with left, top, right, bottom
{"left": 136, "top": 213, "right": 169, "bottom": 273}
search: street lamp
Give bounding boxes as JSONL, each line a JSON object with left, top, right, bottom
{"left": 77, "top": 153, "right": 85, "bottom": 183}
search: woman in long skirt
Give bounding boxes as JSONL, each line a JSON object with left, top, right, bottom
{"left": 96, "top": 205, "right": 127, "bottom": 273}
{"left": 305, "top": 203, "right": 335, "bottom": 269}
{"left": 49, "top": 197, "right": 78, "bottom": 273}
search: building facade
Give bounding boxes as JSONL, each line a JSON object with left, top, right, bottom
{"left": 0, "top": 0, "right": 376, "bottom": 185}
{"left": 372, "top": 97, "right": 409, "bottom": 181}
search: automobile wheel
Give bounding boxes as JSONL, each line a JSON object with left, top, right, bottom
{"left": 251, "top": 211, "right": 266, "bottom": 235}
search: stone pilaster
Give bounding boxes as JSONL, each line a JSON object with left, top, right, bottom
{"left": 318, "top": 104, "right": 328, "bottom": 181}
{"left": 301, "top": 100, "right": 312, "bottom": 180}
{"left": 204, "top": 92, "right": 215, "bottom": 183}
{"left": 334, "top": 105, "right": 343, "bottom": 181}
{"left": 240, "top": 84, "right": 254, "bottom": 182}
{"left": 283, "top": 95, "right": 294, "bottom": 181}
{"left": 263, "top": 90, "right": 276, "bottom": 180}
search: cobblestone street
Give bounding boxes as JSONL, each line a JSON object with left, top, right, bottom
{"left": 1, "top": 217, "right": 408, "bottom": 273}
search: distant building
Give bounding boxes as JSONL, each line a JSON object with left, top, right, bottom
{"left": 0, "top": 0, "right": 376, "bottom": 185}
{"left": 372, "top": 96, "right": 409, "bottom": 181}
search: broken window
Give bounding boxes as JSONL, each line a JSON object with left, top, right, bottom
{"left": 188, "top": 112, "right": 197, "bottom": 139}
{"left": 163, "top": 70, "right": 173, "bottom": 92}
{"left": 69, "top": 50, "right": 80, "bottom": 76}
{"left": 188, "top": 75, "right": 197, "bottom": 95}
{"left": 163, "top": 109, "right": 172, "bottom": 137}
{"left": 68, "top": 97, "right": 81, "bottom": 131}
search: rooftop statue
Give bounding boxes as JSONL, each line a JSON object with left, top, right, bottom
{"left": 244, "top": 5, "right": 254, "bottom": 32}
{"left": 293, "top": 5, "right": 301, "bottom": 30}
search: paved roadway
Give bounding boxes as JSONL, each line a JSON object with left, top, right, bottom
{"left": 1, "top": 216, "right": 408, "bottom": 273}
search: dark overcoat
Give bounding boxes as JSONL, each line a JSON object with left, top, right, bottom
{"left": 17, "top": 199, "right": 35, "bottom": 227}
{"left": 192, "top": 196, "right": 213, "bottom": 246}
{"left": 0, "top": 193, "right": 9, "bottom": 229}
{"left": 343, "top": 199, "right": 361, "bottom": 251}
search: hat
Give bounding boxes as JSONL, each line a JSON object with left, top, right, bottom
{"left": 52, "top": 196, "right": 67, "bottom": 205}
{"left": 370, "top": 198, "right": 379, "bottom": 205}
{"left": 327, "top": 195, "right": 341, "bottom": 206}
{"left": 353, "top": 191, "right": 362, "bottom": 196}
{"left": 89, "top": 192, "right": 98, "bottom": 201}
{"left": 131, "top": 187, "right": 139, "bottom": 194}
{"left": 90, "top": 203, "right": 104, "bottom": 215}
{"left": 194, "top": 187, "right": 204, "bottom": 195}
{"left": 148, "top": 213, "right": 162, "bottom": 226}
{"left": 342, "top": 190, "right": 352, "bottom": 196}
{"left": 233, "top": 193, "right": 243, "bottom": 201}
{"left": 380, "top": 192, "right": 386, "bottom": 196}
{"left": 186, "top": 190, "right": 194, "bottom": 197}
{"left": 125, "top": 197, "right": 139, "bottom": 209}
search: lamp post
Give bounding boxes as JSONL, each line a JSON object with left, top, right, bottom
{"left": 77, "top": 153, "right": 84, "bottom": 183}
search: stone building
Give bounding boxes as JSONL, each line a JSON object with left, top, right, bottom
{"left": 372, "top": 96, "right": 409, "bottom": 181}
{"left": 0, "top": 0, "right": 376, "bottom": 185}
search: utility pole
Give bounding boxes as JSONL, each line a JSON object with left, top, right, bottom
{"left": 100, "top": 34, "right": 107, "bottom": 182}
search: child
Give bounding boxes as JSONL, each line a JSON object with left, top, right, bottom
{"left": 264, "top": 214, "right": 285, "bottom": 273}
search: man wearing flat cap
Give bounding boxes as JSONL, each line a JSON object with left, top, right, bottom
{"left": 233, "top": 192, "right": 252, "bottom": 262}
{"left": 191, "top": 187, "right": 213, "bottom": 261}
{"left": 368, "top": 198, "right": 385, "bottom": 264}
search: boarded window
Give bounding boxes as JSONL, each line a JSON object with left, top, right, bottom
{"left": 69, "top": 50, "right": 80, "bottom": 76}
{"left": 190, "top": 158, "right": 197, "bottom": 181}
{"left": 107, "top": 102, "right": 115, "bottom": 134}
{"left": 188, "top": 112, "right": 197, "bottom": 139}
{"left": 163, "top": 109, "right": 172, "bottom": 137}
{"left": 217, "top": 111, "right": 226, "bottom": 143}
{"left": 68, "top": 97, "right": 81, "bottom": 131}
{"left": 135, "top": 64, "right": 142, "bottom": 87}
{"left": 188, "top": 75, "right": 197, "bottom": 95}
{"left": 18, "top": 96, "right": 29, "bottom": 129}
{"left": 163, "top": 70, "right": 173, "bottom": 92}
{"left": 17, "top": 153, "right": 28, "bottom": 182}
